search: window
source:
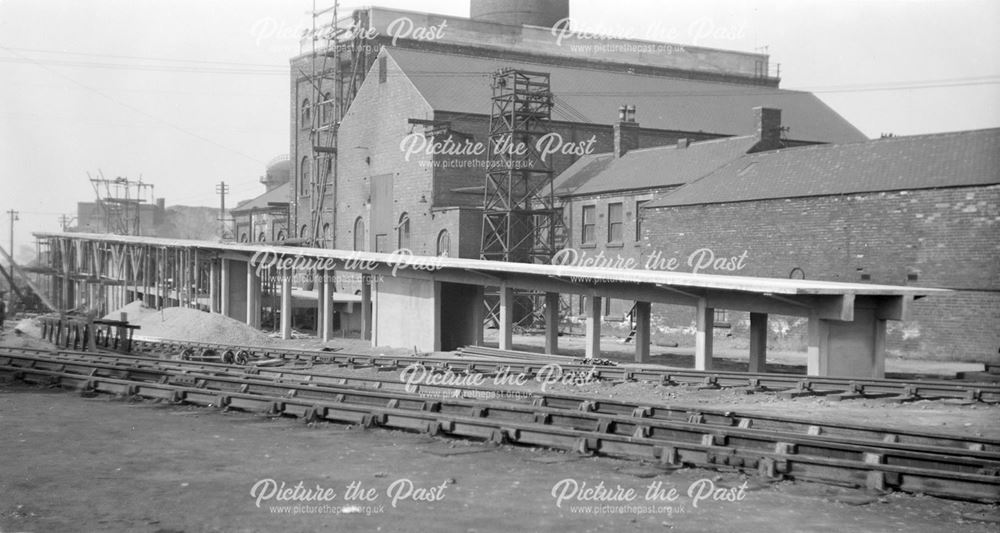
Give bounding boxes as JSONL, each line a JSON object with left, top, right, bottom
{"left": 378, "top": 56, "right": 387, "bottom": 83}
{"left": 299, "top": 224, "right": 308, "bottom": 239}
{"left": 258, "top": 232, "right": 266, "bottom": 242}
{"left": 322, "top": 223, "right": 331, "bottom": 248}
{"left": 299, "top": 157, "right": 310, "bottom": 196}
{"left": 321, "top": 92, "right": 333, "bottom": 124}
{"left": 353, "top": 217, "right": 365, "bottom": 251}
{"left": 581, "top": 205, "right": 596, "bottom": 245}
{"left": 397, "top": 213, "right": 411, "bottom": 250}
{"left": 276, "top": 231, "right": 285, "bottom": 242}
{"left": 240, "top": 232, "right": 249, "bottom": 243}
{"left": 300, "top": 98, "right": 311, "bottom": 128}
{"left": 607, "top": 202, "right": 623, "bottom": 243}
{"left": 436, "top": 230, "right": 450, "bottom": 256}
{"left": 635, "top": 200, "right": 649, "bottom": 241}
{"left": 714, "top": 309, "right": 731, "bottom": 328}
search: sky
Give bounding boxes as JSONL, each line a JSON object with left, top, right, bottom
{"left": 1, "top": 0, "right": 998, "bottom": 261}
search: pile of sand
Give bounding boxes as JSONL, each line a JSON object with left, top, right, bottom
{"left": 104, "top": 301, "right": 272, "bottom": 346}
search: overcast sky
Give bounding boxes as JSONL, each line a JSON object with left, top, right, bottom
{"left": 1, "top": 0, "right": 998, "bottom": 258}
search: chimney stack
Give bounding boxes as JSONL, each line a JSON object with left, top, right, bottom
{"left": 613, "top": 105, "right": 639, "bottom": 158}
{"left": 750, "top": 106, "right": 783, "bottom": 153}
{"left": 676, "top": 138, "right": 689, "bottom": 149}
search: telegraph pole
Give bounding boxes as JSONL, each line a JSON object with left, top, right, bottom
{"left": 59, "top": 214, "right": 75, "bottom": 231}
{"left": 215, "top": 181, "right": 229, "bottom": 239}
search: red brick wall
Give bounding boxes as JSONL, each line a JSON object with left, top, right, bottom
{"left": 642, "top": 185, "right": 1000, "bottom": 362}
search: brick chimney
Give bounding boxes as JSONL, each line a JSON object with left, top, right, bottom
{"left": 613, "top": 105, "right": 639, "bottom": 158}
{"left": 749, "top": 106, "right": 782, "bottom": 153}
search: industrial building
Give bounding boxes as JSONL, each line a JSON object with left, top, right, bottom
{"left": 243, "top": 0, "right": 995, "bottom": 364}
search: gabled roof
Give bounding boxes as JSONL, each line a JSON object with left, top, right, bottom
{"left": 385, "top": 47, "right": 867, "bottom": 144}
{"left": 647, "top": 128, "right": 1000, "bottom": 208}
{"left": 553, "top": 135, "right": 758, "bottom": 197}
{"left": 231, "top": 182, "right": 290, "bottom": 214}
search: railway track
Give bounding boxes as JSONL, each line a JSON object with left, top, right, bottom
{"left": 127, "top": 338, "right": 1000, "bottom": 404}
{"left": 1, "top": 345, "right": 998, "bottom": 503}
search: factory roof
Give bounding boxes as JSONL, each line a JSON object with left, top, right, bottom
{"left": 231, "top": 183, "right": 290, "bottom": 214}
{"left": 647, "top": 128, "right": 1000, "bottom": 208}
{"left": 553, "top": 135, "right": 758, "bottom": 197}
{"left": 385, "top": 47, "right": 867, "bottom": 144}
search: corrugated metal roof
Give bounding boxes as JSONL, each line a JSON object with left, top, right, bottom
{"left": 231, "top": 183, "right": 290, "bottom": 213}
{"left": 648, "top": 128, "right": 1000, "bottom": 208}
{"left": 386, "top": 48, "right": 867, "bottom": 144}
{"left": 553, "top": 136, "right": 758, "bottom": 196}
{"left": 35, "top": 232, "right": 943, "bottom": 297}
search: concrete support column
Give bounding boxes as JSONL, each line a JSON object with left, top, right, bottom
{"left": 471, "top": 285, "right": 485, "bottom": 346}
{"left": 220, "top": 259, "right": 230, "bottom": 317}
{"left": 633, "top": 301, "right": 651, "bottom": 364}
{"left": 873, "top": 318, "right": 887, "bottom": 379}
{"left": 209, "top": 260, "right": 219, "bottom": 313}
{"left": 585, "top": 295, "right": 602, "bottom": 359}
{"left": 806, "top": 310, "right": 828, "bottom": 376}
{"left": 544, "top": 292, "right": 560, "bottom": 354}
{"left": 498, "top": 285, "right": 514, "bottom": 351}
{"left": 61, "top": 241, "right": 71, "bottom": 310}
{"left": 280, "top": 272, "right": 292, "bottom": 340}
{"left": 694, "top": 298, "right": 714, "bottom": 371}
{"left": 361, "top": 274, "right": 372, "bottom": 341}
{"left": 246, "top": 262, "right": 260, "bottom": 328}
{"left": 321, "top": 273, "right": 334, "bottom": 342}
{"left": 749, "top": 312, "right": 768, "bottom": 373}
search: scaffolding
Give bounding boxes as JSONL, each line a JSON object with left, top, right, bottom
{"left": 88, "top": 172, "right": 155, "bottom": 236}
{"left": 480, "top": 69, "right": 562, "bottom": 329}
{"left": 303, "top": 0, "right": 342, "bottom": 248}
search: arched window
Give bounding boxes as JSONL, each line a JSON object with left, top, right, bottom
{"left": 258, "top": 232, "right": 266, "bottom": 242}
{"left": 276, "top": 230, "right": 285, "bottom": 242}
{"left": 240, "top": 232, "right": 249, "bottom": 243}
{"left": 299, "top": 224, "right": 308, "bottom": 239}
{"left": 353, "top": 217, "right": 365, "bottom": 251}
{"left": 299, "top": 157, "right": 310, "bottom": 196}
{"left": 436, "top": 229, "right": 450, "bottom": 257}
{"left": 322, "top": 223, "right": 331, "bottom": 248}
{"left": 300, "top": 98, "right": 310, "bottom": 127}
{"left": 397, "top": 213, "right": 410, "bottom": 250}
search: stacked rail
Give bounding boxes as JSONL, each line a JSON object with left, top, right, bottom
{"left": 125, "top": 338, "right": 1000, "bottom": 403}
{"left": 1, "top": 345, "right": 997, "bottom": 503}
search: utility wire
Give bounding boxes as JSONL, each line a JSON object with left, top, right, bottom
{"left": 0, "top": 46, "right": 267, "bottom": 165}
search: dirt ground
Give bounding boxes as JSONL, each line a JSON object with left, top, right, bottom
{"left": 1, "top": 383, "right": 998, "bottom": 533}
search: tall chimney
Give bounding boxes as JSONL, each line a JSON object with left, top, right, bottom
{"left": 613, "top": 105, "right": 639, "bottom": 158}
{"left": 750, "top": 107, "right": 782, "bottom": 153}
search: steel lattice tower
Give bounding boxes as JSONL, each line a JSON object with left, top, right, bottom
{"left": 481, "top": 69, "right": 558, "bottom": 264}
{"left": 480, "top": 69, "right": 562, "bottom": 330}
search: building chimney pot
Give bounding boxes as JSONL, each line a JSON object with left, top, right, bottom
{"left": 677, "top": 138, "right": 689, "bottom": 149}
{"left": 614, "top": 105, "right": 639, "bottom": 158}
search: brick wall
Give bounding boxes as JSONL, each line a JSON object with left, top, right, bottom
{"left": 642, "top": 185, "right": 1000, "bottom": 362}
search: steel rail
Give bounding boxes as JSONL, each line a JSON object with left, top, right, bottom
{"left": 127, "top": 338, "right": 1000, "bottom": 403}
{"left": 1, "top": 351, "right": 998, "bottom": 503}
{"left": 3, "top": 344, "right": 997, "bottom": 454}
